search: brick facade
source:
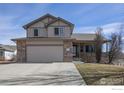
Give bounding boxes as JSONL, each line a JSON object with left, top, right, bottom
{"left": 16, "top": 40, "right": 26, "bottom": 62}
{"left": 63, "top": 41, "right": 73, "bottom": 62}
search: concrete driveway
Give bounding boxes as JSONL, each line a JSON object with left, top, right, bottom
{"left": 0, "top": 63, "right": 85, "bottom": 85}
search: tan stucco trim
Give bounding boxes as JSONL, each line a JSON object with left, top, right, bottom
{"left": 12, "top": 37, "right": 74, "bottom": 42}
{"left": 27, "top": 44, "right": 63, "bottom": 46}
{"left": 72, "top": 39, "right": 109, "bottom": 43}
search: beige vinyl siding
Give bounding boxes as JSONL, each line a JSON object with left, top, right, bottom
{"left": 27, "top": 20, "right": 46, "bottom": 37}
{"left": 29, "top": 17, "right": 54, "bottom": 27}
{"left": 47, "top": 21, "right": 72, "bottom": 37}
{"left": 26, "top": 17, "right": 55, "bottom": 38}
{"left": 27, "top": 27, "right": 47, "bottom": 37}
{"left": 42, "top": 17, "right": 54, "bottom": 23}
{"left": 47, "top": 26, "right": 71, "bottom": 37}
{"left": 26, "top": 16, "right": 72, "bottom": 38}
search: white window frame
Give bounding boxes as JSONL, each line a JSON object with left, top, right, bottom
{"left": 54, "top": 27, "right": 64, "bottom": 37}
{"left": 59, "top": 27, "right": 64, "bottom": 36}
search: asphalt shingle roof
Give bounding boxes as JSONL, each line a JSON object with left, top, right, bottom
{"left": 0, "top": 44, "right": 16, "bottom": 52}
{"left": 71, "top": 33, "right": 97, "bottom": 41}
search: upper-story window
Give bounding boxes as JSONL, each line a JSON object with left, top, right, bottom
{"left": 54, "top": 27, "right": 64, "bottom": 36}
{"left": 34, "top": 29, "right": 38, "bottom": 36}
{"left": 54, "top": 28, "right": 59, "bottom": 36}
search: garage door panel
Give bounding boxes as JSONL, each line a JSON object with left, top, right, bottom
{"left": 27, "top": 46, "right": 63, "bottom": 62}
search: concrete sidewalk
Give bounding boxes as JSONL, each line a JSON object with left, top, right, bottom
{"left": 0, "top": 63, "right": 85, "bottom": 85}
{"left": 0, "top": 61, "right": 15, "bottom": 64}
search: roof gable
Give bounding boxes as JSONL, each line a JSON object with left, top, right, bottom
{"left": 23, "top": 13, "right": 57, "bottom": 29}
{"left": 46, "top": 17, "right": 74, "bottom": 27}
{"left": 72, "top": 33, "right": 96, "bottom": 41}
{"left": 23, "top": 14, "right": 74, "bottom": 29}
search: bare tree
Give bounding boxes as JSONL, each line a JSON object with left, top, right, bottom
{"left": 94, "top": 27, "right": 104, "bottom": 63}
{"left": 108, "top": 32, "right": 123, "bottom": 64}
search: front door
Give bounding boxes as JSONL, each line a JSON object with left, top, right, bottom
{"left": 73, "top": 45, "right": 79, "bottom": 57}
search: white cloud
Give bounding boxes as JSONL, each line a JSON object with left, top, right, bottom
{"left": 0, "top": 15, "right": 25, "bottom": 45}
{"left": 74, "top": 26, "right": 96, "bottom": 33}
{"left": 101, "top": 22, "right": 123, "bottom": 34}
{"left": 0, "top": 15, "right": 19, "bottom": 30}
{"left": 74, "top": 4, "right": 101, "bottom": 16}
{"left": 122, "top": 37, "right": 124, "bottom": 40}
{"left": 74, "top": 22, "right": 124, "bottom": 35}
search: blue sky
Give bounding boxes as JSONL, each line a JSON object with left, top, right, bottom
{"left": 0, "top": 3, "right": 124, "bottom": 45}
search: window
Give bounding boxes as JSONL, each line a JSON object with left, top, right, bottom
{"left": 34, "top": 29, "right": 38, "bottom": 36}
{"left": 59, "top": 27, "right": 64, "bottom": 36}
{"left": 80, "top": 46, "right": 84, "bottom": 52}
{"left": 85, "top": 45, "right": 90, "bottom": 53}
{"left": 0, "top": 51, "right": 3, "bottom": 56}
{"left": 91, "top": 45, "right": 95, "bottom": 52}
{"left": 54, "top": 27, "right": 64, "bottom": 36}
{"left": 85, "top": 45, "right": 95, "bottom": 53}
{"left": 54, "top": 28, "right": 59, "bottom": 36}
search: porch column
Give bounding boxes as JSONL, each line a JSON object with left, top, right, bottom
{"left": 106, "top": 42, "right": 109, "bottom": 53}
{"left": 78, "top": 43, "right": 81, "bottom": 58}
{"left": 83, "top": 44, "right": 86, "bottom": 53}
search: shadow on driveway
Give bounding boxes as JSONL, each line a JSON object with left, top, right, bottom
{"left": 0, "top": 74, "right": 84, "bottom": 85}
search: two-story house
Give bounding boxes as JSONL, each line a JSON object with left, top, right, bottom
{"left": 12, "top": 14, "right": 107, "bottom": 63}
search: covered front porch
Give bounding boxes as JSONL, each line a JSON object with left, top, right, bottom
{"left": 72, "top": 40, "right": 109, "bottom": 63}
{"left": 72, "top": 41, "right": 95, "bottom": 62}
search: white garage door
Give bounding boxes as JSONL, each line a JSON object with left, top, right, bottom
{"left": 27, "top": 46, "right": 63, "bottom": 62}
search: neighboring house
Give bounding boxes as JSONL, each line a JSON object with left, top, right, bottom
{"left": 0, "top": 44, "right": 16, "bottom": 61}
{"left": 12, "top": 14, "right": 107, "bottom": 62}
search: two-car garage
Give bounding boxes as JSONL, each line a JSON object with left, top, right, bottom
{"left": 26, "top": 41, "right": 64, "bottom": 62}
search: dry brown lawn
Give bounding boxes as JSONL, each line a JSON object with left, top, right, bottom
{"left": 75, "top": 63, "right": 124, "bottom": 85}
